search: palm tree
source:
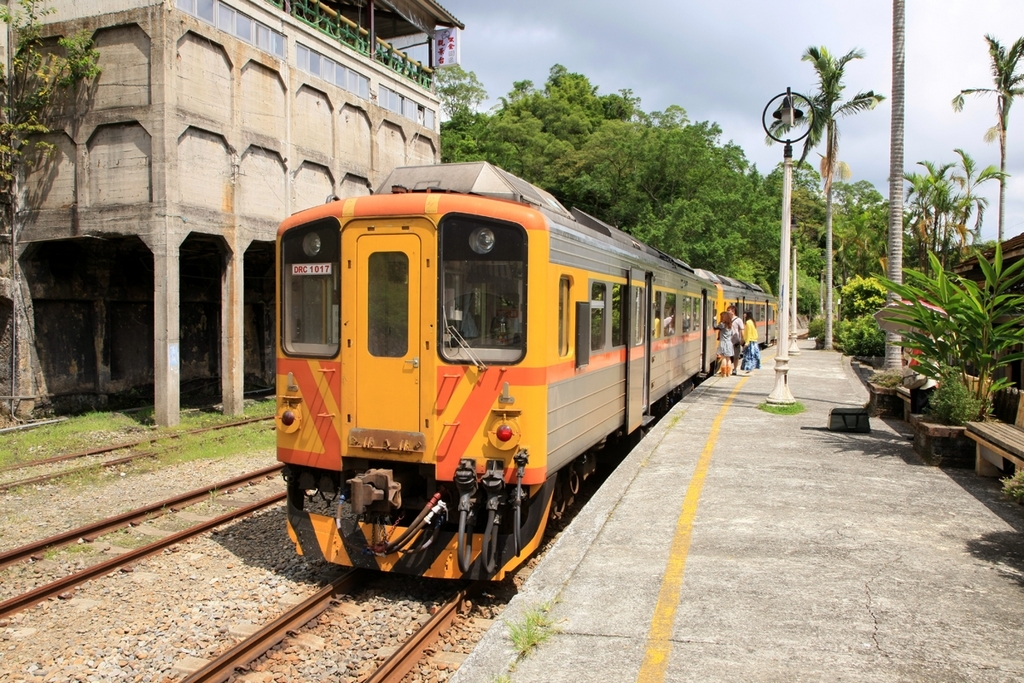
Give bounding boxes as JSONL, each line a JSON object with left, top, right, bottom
{"left": 952, "top": 34, "right": 1024, "bottom": 243}
{"left": 951, "top": 147, "right": 1004, "bottom": 243}
{"left": 886, "top": 0, "right": 905, "bottom": 370}
{"left": 800, "top": 46, "right": 885, "bottom": 349}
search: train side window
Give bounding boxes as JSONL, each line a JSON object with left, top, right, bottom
{"left": 632, "top": 287, "right": 645, "bottom": 346}
{"left": 611, "top": 283, "right": 624, "bottom": 347}
{"left": 652, "top": 291, "right": 663, "bottom": 339}
{"left": 664, "top": 293, "right": 676, "bottom": 336}
{"left": 558, "top": 276, "right": 570, "bottom": 357}
{"left": 591, "top": 282, "right": 606, "bottom": 351}
{"left": 281, "top": 218, "right": 340, "bottom": 357}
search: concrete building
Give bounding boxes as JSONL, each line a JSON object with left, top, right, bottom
{"left": 0, "top": 0, "right": 461, "bottom": 425}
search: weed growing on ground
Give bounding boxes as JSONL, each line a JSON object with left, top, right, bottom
{"left": 869, "top": 370, "right": 903, "bottom": 388}
{"left": 508, "top": 602, "right": 557, "bottom": 662}
{"left": 1002, "top": 470, "right": 1024, "bottom": 503}
{"left": 758, "top": 402, "right": 806, "bottom": 415}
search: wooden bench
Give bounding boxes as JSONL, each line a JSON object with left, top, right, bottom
{"left": 966, "top": 398, "right": 1024, "bottom": 477}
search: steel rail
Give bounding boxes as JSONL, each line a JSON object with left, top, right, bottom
{"left": 0, "top": 416, "right": 273, "bottom": 474}
{"left": 180, "top": 571, "right": 365, "bottom": 683}
{"left": 0, "top": 419, "right": 275, "bottom": 492}
{"left": 365, "top": 585, "right": 475, "bottom": 683}
{"left": 0, "top": 492, "right": 286, "bottom": 619}
{"left": 0, "top": 464, "right": 283, "bottom": 570}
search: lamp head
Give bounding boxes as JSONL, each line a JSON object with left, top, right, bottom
{"left": 772, "top": 95, "right": 805, "bottom": 127}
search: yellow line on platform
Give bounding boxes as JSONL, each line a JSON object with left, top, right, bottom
{"left": 636, "top": 376, "right": 749, "bottom": 683}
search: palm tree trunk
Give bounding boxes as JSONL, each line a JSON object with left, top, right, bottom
{"left": 998, "top": 124, "right": 1007, "bottom": 243}
{"left": 824, "top": 184, "right": 834, "bottom": 350}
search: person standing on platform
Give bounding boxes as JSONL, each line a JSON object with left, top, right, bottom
{"left": 741, "top": 311, "right": 761, "bottom": 373}
{"left": 716, "top": 311, "right": 735, "bottom": 376}
{"left": 728, "top": 305, "right": 743, "bottom": 376}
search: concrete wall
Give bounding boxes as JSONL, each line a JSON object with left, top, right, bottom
{"left": 10, "top": 0, "right": 441, "bottom": 421}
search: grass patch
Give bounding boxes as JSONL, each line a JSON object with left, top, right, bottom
{"left": 104, "top": 528, "right": 152, "bottom": 550}
{"left": 0, "top": 397, "right": 276, "bottom": 470}
{"left": 758, "top": 402, "right": 806, "bottom": 415}
{"left": 507, "top": 602, "right": 557, "bottom": 662}
{"left": 44, "top": 542, "right": 97, "bottom": 561}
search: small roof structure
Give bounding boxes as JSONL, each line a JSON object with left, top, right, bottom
{"left": 954, "top": 231, "right": 1024, "bottom": 288}
{"left": 328, "top": 0, "right": 463, "bottom": 39}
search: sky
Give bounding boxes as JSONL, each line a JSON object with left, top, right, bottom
{"left": 425, "top": 0, "right": 1024, "bottom": 243}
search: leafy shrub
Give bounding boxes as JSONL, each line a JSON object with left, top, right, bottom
{"left": 870, "top": 369, "right": 902, "bottom": 388}
{"left": 927, "top": 366, "right": 984, "bottom": 425}
{"left": 841, "top": 276, "right": 888, "bottom": 320}
{"left": 808, "top": 317, "right": 825, "bottom": 341}
{"left": 1002, "top": 470, "right": 1024, "bottom": 503}
{"left": 835, "top": 315, "right": 885, "bottom": 357}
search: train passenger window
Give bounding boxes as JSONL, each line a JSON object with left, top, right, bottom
{"left": 664, "top": 293, "right": 676, "bottom": 336}
{"left": 558, "top": 276, "right": 570, "bottom": 357}
{"left": 632, "top": 287, "right": 645, "bottom": 346}
{"left": 611, "top": 284, "right": 624, "bottom": 347}
{"left": 281, "top": 219, "right": 340, "bottom": 357}
{"left": 439, "top": 216, "right": 527, "bottom": 364}
{"left": 591, "top": 283, "right": 606, "bottom": 351}
{"left": 652, "top": 291, "right": 663, "bottom": 339}
{"left": 367, "top": 252, "right": 408, "bottom": 357}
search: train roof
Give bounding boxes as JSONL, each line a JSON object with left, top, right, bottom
{"left": 377, "top": 162, "right": 697, "bottom": 276}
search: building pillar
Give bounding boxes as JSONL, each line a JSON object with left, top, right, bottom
{"left": 221, "top": 235, "right": 251, "bottom": 416}
{"left": 146, "top": 234, "right": 182, "bottom": 427}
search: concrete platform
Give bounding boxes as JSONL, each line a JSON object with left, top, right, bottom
{"left": 453, "top": 341, "right": 1024, "bottom": 682}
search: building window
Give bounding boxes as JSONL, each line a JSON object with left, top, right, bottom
{"left": 379, "top": 85, "right": 436, "bottom": 130}
{"left": 296, "top": 43, "right": 370, "bottom": 99}
{"left": 178, "top": 0, "right": 285, "bottom": 58}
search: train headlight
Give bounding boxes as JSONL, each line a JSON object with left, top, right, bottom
{"left": 278, "top": 407, "right": 301, "bottom": 433}
{"left": 469, "top": 227, "right": 495, "bottom": 254}
{"left": 487, "top": 413, "right": 521, "bottom": 451}
{"left": 281, "top": 410, "right": 296, "bottom": 426}
{"left": 302, "top": 232, "right": 322, "bottom": 257}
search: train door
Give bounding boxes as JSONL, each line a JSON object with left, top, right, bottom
{"left": 700, "top": 289, "right": 708, "bottom": 371}
{"left": 348, "top": 228, "right": 422, "bottom": 433}
{"left": 624, "top": 268, "right": 649, "bottom": 433}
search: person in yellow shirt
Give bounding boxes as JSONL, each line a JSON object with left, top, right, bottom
{"left": 741, "top": 311, "right": 761, "bottom": 373}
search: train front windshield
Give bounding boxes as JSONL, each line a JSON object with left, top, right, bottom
{"left": 281, "top": 219, "right": 340, "bottom": 357}
{"left": 439, "top": 216, "right": 527, "bottom": 364}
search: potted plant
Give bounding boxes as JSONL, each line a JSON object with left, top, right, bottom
{"left": 866, "top": 369, "right": 902, "bottom": 418}
{"left": 909, "top": 366, "right": 982, "bottom": 467}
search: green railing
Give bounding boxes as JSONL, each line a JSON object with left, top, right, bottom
{"left": 272, "top": 0, "right": 433, "bottom": 89}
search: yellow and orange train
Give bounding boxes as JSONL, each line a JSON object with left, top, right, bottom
{"left": 276, "top": 162, "right": 777, "bottom": 580}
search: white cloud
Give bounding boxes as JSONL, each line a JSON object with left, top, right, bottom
{"left": 441, "top": 0, "right": 1024, "bottom": 241}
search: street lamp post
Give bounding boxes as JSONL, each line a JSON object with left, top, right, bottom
{"left": 789, "top": 245, "right": 800, "bottom": 356}
{"left": 762, "top": 88, "right": 812, "bottom": 405}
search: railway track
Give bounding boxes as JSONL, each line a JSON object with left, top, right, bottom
{"left": 0, "top": 416, "right": 274, "bottom": 492}
{"left": 0, "top": 487, "right": 285, "bottom": 619}
{"left": 0, "top": 415, "right": 274, "bottom": 475}
{"left": 0, "top": 464, "right": 283, "bottom": 570}
{"left": 181, "top": 571, "right": 475, "bottom": 683}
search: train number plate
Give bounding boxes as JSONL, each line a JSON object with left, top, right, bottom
{"left": 292, "top": 263, "right": 332, "bottom": 275}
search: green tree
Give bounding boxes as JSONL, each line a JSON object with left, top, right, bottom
{"left": 799, "top": 46, "right": 885, "bottom": 350}
{"left": 950, "top": 147, "right": 1003, "bottom": 243}
{"left": 880, "top": 244, "right": 1024, "bottom": 419}
{"left": 839, "top": 275, "right": 887, "bottom": 319}
{"left": 1, "top": 0, "right": 99, "bottom": 413}
{"left": 832, "top": 180, "right": 887, "bottom": 283}
{"left": 952, "top": 34, "right": 1024, "bottom": 243}
{"left": 434, "top": 64, "right": 487, "bottom": 120}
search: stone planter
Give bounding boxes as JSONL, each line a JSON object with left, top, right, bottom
{"left": 866, "top": 383, "right": 901, "bottom": 418}
{"left": 909, "top": 414, "right": 975, "bottom": 468}
{"left": 814, "top": 338, "right": 824, "bottom": 350}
